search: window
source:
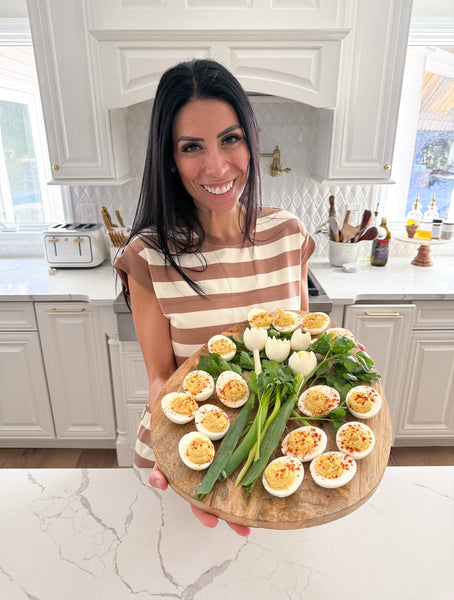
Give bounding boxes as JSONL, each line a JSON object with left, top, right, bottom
{"left": 0, "top": 23, "right": 64, "bottom": 229}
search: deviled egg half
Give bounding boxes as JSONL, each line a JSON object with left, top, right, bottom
{"left": 207, "top": 334, "right": 236, "bottom": 361}
{"left": 309, "top": 451, "right": 357, "bottom": 489}
{"left": 346, "top": 385, "right": 382, "bottom": 419}
{"left": 273, "top": 308, "right": 302, "bottom": 333}
{"left": 183, "top": 369, "right": 214, "bottom": 402}
{"left": 298, "top": 385, "right": 340, "bottom": 417}
{"left": 336, "top": 421, "right": 375, "bottom": 459}
{"left": 194, "top": 404, "right": 230, "bottom": 441}
{"left": 325, "top": 327, "right": 355, "bottom": 341}
{"left": 247, "top": 308, "right": 274, "bottom": 329}
{"left": 216, "top": 371, "right": 250, "bottom": 408}
{"left": 178, "top": 431, "right": 215, "bottom": 470}
{"left": 262, "top": 455, "right": 304, "bottom": 498}
{"left": 281, "top": 426, "right": 327, "bottom": 462}
{"left": 301, "top": 312, "right": 330, "bottom": 335}
{"left": 161, "top": 392, "right": 198, "bottom": 424}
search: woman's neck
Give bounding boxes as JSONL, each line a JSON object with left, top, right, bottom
{"left": 198, "top": 204, "right": 244, "bottom": 243}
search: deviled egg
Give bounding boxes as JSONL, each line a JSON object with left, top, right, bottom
{"left": 161, "top": 392, "right": 198, "bottom": 424}
{"left": 309, "top": 451, "right": 357, "bottom": 489}
{"left": 194, "top": 404, "right": 230, "bottom": 441}
{"left": 346, "top": 385, "right": 382, "bottom": 419}
{"left": 298, "top": 385, "right": 340, "bottom": 417}
{"left": 273, "top": 308, "right": 302, "bottom": 333}
{"left": 325, "top": 327, "right": 355, "bottom": 341}
{"left": 336, "top": 421, "right": 375, "bottom": 459}
{"left": 281, "top": 426, "right": 327, "bottom": 462}
{"left": 216, "top": 371, "right": 250, "bottom": 408}
{"left": 178, "top": 431, "right": 215, "bottom": 470}
{"left": 183, "top": 369, "right": 214, "bottom": 402}
{"left": 247, "top": 308, "right": 274, "bottom": 329}
{"left": 207, "top": 334, "right": 236, "bottom": 361}
{"left": 301, "top": 312, "right": 330, "bottom": 335}
{"left": 262, "top": 455, "right": 304, "bottom": 498}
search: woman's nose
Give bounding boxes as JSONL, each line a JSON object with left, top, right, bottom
{"left": 203, "top": 148, "right": 229, "bottom": 176}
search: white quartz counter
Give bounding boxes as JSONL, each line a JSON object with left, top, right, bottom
{"left": 309, "top": 256, "right": 454, "bottom": 305}
{"left": 0, "top": 258, "right": 119, "bottom": 304}
{"left": 0, "top": 466, "right": 452, "bottom": 600}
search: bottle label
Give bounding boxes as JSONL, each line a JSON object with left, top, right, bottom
{"left": 374, "top": 239, "right": 389, "bottom": 261}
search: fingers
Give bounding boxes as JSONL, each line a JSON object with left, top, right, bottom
{"left": 226, "top": 522, "right": 251, "bottom": 537}
{"left": 357, "top": 342, "right": 365, "bottom": 351}
{"left": 190, "top": 504, "right": 218, "bottom": 528}
{"left": 148, "top": 463, "right": 168, "bottom": 490}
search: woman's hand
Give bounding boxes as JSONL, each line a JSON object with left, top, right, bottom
{"left": 148, "top": 463, "right": 251, "bottom": 537}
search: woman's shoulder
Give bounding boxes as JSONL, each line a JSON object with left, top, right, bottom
{"left": 257, "top": 206, "right": 307, "bottom": 233}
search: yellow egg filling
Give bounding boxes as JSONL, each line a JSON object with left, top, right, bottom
{"left": 170, "top": 394, "right": 197, "bottom": 415}
{"left": 348, "top": 391, "right": 374, "bottom": 413}
{"left": 185, "top": 373, "right": 208, "bottom": 395}
{"left": 210, "top": 338, "right": 235, "bottom": 355}
{"left": 223, "top": 379, "right": 247, "bottom": 403}
{"left": 304, "top": 389, "right": 331, "bottom": 414}
{"left": 315, "top": 454, "right": 343, "bottom": 479}
{"left": 186, "top": 438, "right": 213, "bottom": 465}
{"left": 265, "top": 461, "right": 294, "bottom": 490}
{"left": 274, "top": 308, "right": 295, "bottom": 328}
{"left": 287, "top": 430, "right": 315, "bottom": 454}
{"left": 250, "top": 311, "right": 274, "bottom": 328}
{"left": 202, "top": 411, "right": 228, "bottom": 433}
{"left": 340, "top": 426, "right": 369, "bottom": 451}
{"left": 302, "top": 312, "right": 328, "bottom": 329}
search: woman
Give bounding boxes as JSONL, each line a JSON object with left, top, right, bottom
{"left": 114, "top": 59, "right": 316, "bottom": 536}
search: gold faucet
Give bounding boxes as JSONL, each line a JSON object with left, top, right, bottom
{"left": 260, "top": 146, "right": 291, "bottom": 177}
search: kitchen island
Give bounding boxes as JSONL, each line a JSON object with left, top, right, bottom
{"left": 0, "top": 466, "right": 452, "bottom": 599}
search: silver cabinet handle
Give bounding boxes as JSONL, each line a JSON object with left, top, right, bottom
{"left": 365, "top": 311, "right": 400, "bottom": 316}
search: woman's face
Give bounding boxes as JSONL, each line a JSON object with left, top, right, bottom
{"left": 172, "top": 98, "right": 250, "bottom": 216}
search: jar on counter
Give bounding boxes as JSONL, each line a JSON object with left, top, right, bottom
{"left": 431, "top": 219, "right": 443, "bottom": 240}
{"left": 415, "top": 220, "right": 432, "bottom": 240}
{"left": 441, "top": 222, "right": 454, "bottom": 240}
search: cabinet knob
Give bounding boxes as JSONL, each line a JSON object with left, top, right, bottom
{"left": 383, "top": 164, "right": 391, "bottom": 171}
{"left": 52, "top": 164, "right": 60, "bottom": 171}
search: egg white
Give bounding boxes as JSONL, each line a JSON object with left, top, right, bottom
{"left": 309, "top": 451, "right": 357, "bottom": 489}
{"left": 301, "top": 312, "right": 331, "bottom": 335}
{"left": 178, "top": 431, "right": 215, "bottom": 471}
{"left": 247, "top": 308, "right": 274, "bottom": 329}
{"left": 161, "top": 392, "right": 198, "bottom": 424}
{"left": 298, "top": 385, "right": 340, "bottom": 417}
{"left": 336, "top": 421, "right": 375, "bottom": 459}
{"left": 273, "top": 310, "right": 302, "bottom": 333}
{"left": 281, "top": 426, "right": 327, "bottom": 462}
{"left": 215, "top": 370, "right": 250, "bottom": 408}
{"left": 194, "top": 404, "right": 230, "bottom": 440}
{"left": 346, "top": 385, "right": 382, "bottom": 419}
{"left": 207, "top": 334, "right": 237, "bottom": 361}
{"left": 262, "top": 455, "right": 304, "bottom": 498}
{"left": 326, "top": 327, "right": 355, "bottom": 341}
{"left": 183, "top": 369, "right": 214, "bottom": 402}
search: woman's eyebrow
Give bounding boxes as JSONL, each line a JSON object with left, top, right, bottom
{"left": 176, "top": 124, "right": 241, "bottom": 144}
{"left": 217, "top": 124, "right": 241, "bottom": 138}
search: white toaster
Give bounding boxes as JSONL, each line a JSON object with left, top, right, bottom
{"left": 43, "top": 223, "right": 108, "bottom": 268}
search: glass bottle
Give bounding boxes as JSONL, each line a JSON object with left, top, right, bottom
{"left": 371, "top": 217, "right": 391, "bottom": 267}
{"left": 422, "top": 194, "right": 439, "bottom": 221}
{"left": 406, "top": 194, "right": 423, "bottom": 226}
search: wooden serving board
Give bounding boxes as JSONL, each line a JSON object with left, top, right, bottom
{"left": 150, "top": 319, "right": 392, "bottom": 530}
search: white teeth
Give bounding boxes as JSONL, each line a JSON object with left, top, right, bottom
{"left": 203, "top": 180, "right": 234, "bottom": 195}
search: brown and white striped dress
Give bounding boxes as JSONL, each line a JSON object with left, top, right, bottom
{"left": 114, "top": 206, "right": 315, "bottom": 467}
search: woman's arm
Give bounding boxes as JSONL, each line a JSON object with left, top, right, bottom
{"left": 300, "top": 261, "right": 309, "bottom": 312}
{"left": 128, "top": 276, "right": 176, "bottom": 410}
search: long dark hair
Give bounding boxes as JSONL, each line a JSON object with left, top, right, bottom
{"left": 129, "top": 59, "right": 261, "bottom": 294}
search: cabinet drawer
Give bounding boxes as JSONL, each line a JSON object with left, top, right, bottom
{"left": 413, "top": 301, "right": 454, "bottom": 330}
{"left": 0, "top": 303, "right": 37, "bottom": 330}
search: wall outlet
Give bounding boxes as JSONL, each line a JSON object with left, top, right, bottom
{"left": 80, "top": 203, "right": 98, "bottom": 223}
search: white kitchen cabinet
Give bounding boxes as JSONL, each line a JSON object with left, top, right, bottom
{"left": 0, "top": 330, "right": 55, "bottom": 441}
{"left": 314, "top": 0, "right": 412, "bottom": 182}
{"left": 35, "top": 302, "right": 116, "bottom": 441}
{"left": 26, "top": 0, "right": 130, "bottom": 184}
{"left": 343, "top": 304, "right": 416, "bottom": 440}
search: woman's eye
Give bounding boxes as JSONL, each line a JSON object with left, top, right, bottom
{"left": 181, "top": 143, "right": 201, "bottom": 153}
{"left": 222, "top": 134, "right": 242, "bottom": 145}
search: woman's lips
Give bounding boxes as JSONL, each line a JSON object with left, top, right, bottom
{"left": 201, "top": 180, "right": 235, "bottom": 195}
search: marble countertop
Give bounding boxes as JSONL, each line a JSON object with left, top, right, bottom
{"left": 0, "top": 466, "right": 452, "bottom": 599}
{"left": 309, "top": 256, "right": 454, "bottom": 304}
{"left": 0, "top": 258, "right": 120, "bottom": 304}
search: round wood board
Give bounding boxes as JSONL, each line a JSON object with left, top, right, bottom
{"left": 150, "top": 318, "right": 392, "bottom": 530}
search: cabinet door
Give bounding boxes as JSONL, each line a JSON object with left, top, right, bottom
{"left": 315, "top": 0, "right": 412, "bottom": 181}
{"left": 35, "top": 303, "right": 115, "bottom": 440}
{"left": 395, "top": 331, "right": 454, "bottom": 444}
{"left": 0, "top": 332, "right": 55, "bottom": 440}
{"left": 344, "top": 304, "right": 415, "bottom": 437}
{"left": 27, "top": 0, "right": 129, "bottom": 183}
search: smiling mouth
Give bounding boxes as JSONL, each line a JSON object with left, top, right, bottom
{"left": 202, "top": 180, "right": 235, "bottom": 195}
